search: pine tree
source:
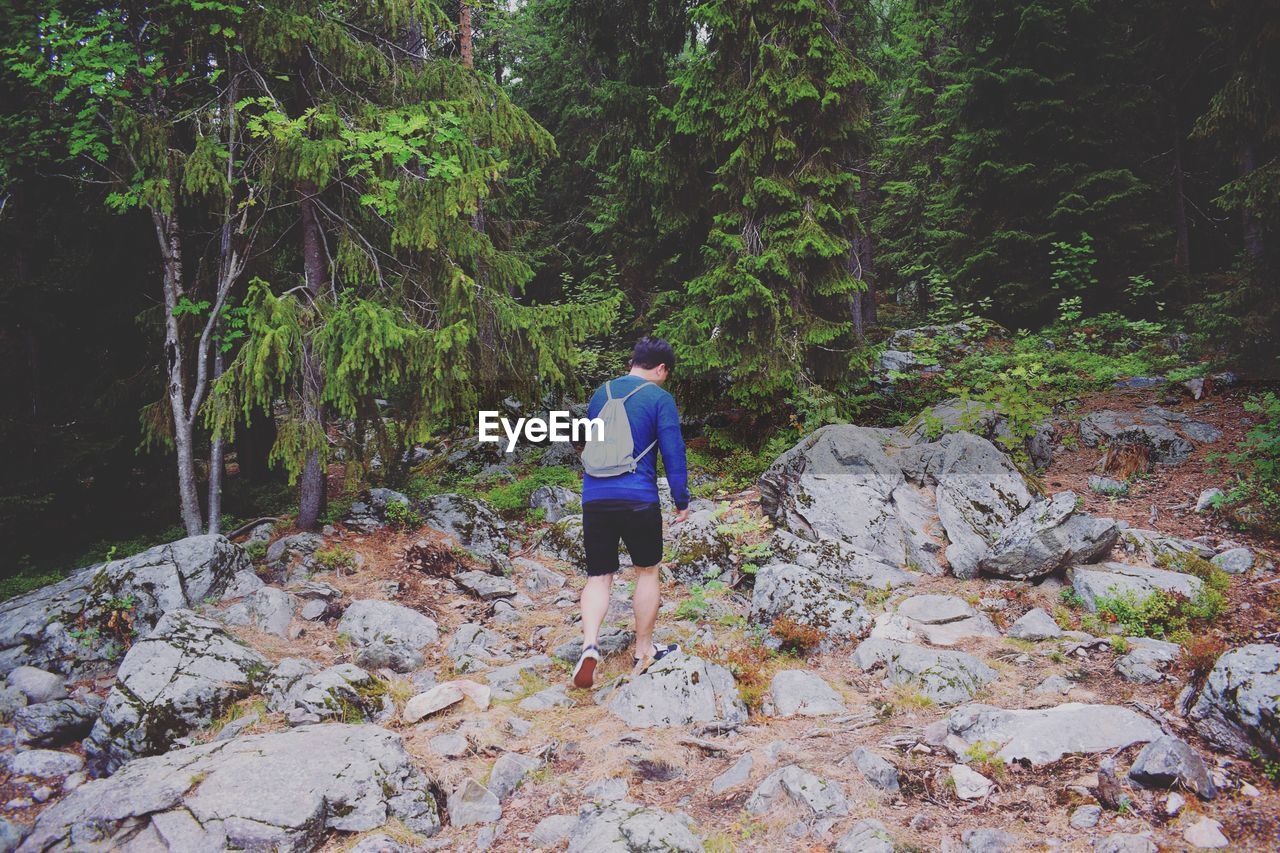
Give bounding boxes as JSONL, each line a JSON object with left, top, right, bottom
{"left": 658, "top": 0, "right": 874, "bottom": 418}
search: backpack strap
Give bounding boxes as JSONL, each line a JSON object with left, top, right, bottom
{"left": 631, "top": 439, "right": 658, "bottom": 464}
{"left": 617, "top": 380, "right": 654, "bottom": 401}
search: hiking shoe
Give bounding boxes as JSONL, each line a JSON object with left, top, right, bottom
{"left": 631, "top": 642, "right": 680, "bottom": 677}
{"left": 571, "top": 644, "right": 601, "bottom": 689}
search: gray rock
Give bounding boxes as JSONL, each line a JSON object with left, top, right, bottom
{"left": 906, "top": 397, "right": 1053, "bottom": 471}
{"left": 853, "top": 638, "right": 998, "bottom": 706}
{"left": 1195, "top": 488, "right": 1223, "bottom": 513}
{"left": 486, "top": 656, "right": 552, "bottom": 701}
{"left": 353, "top": 641, "right": 423, "bottom": 673}
{"left": 266, "top": 531, "right": 325, "bottom": 566}
{"left": 1182, "top": 816, "right": 1229, "bottom": 848}
{"left": 710, "top": 755, "right": 752, "bottom": 795}
{"left": 519, "top": 685, "right": 572, "bottom": 711}
{"left": 584, "top": 778, "right": 629, "bottom": 802}
{"left": 769, "top": 530, "right": 919, "bottom": 590}
{"left": 488, "top": 752, "right": 538, "bottom": 802}
{"left": 1070, "top": 804, "right": 1102, "bottom": 829}
{"left": 607, "top": 654, "right": 746, "bottom": 729}
{"left": 531, "top": 814, "right": 577, "bottom": 848}
{"left": 349, "top": 833, "right": 408, "bottom": 853}
{"left": 220, "top": 585, "right": 296, "bottom": 637}
{"left": 890, "top": 594, "right": 999, "bottom": 646}
{"left": 750, "top": 562, "right": 871, "bottom": 641}
{"left": 945, "top": 702, "right": 1161, "bottom": 765}
{"left": 1088, "top": 476, "right": 1129, "bottom": 496}
{"left": 299, "top": 598, "right": 328, "bottom": 621}
{"left": 668, "top": 509, "right": 734, "bottom": 583}
{"left": 554, "top": 627, "right": 634, "bottom": 663}
{"left": 851, "top": 747, "right": 900, "bottom": 794}
{"left": 12, "top": 698, "right": 98, "bottom": 749}
{"left": 4, "top": 749, "right": 84, "bottom": 779}
{"left": 1032, "top": 675, "right": 1073, "bottom": 696}
{"left": 430, "top": 733, "right": 468, "bottom": 757}
{"left": 979, "top": 492, "right": 1118, "bottom": 580}
{"left": 745, "top": 765, "right": 848, "bottom": 818}
{"left": 1093, "top": 834, "right": 1157, "bottom": 853}
{"left": 1116, "top": 638, "right": 1179, "bottom": 684}
{"left": 267, "top": 663, "right": 380, "bottom": 726}
{"left": 23, "top": 723, "right": 440, "bottom": 849}
{"left": 950, "top": 763, "right": 993, "bottom": 799}
{"left": 539, "top": 515, "right": 585, "bottom": 566}
{"left": 768, "top": 670, "right": 846, "bottom": 717}
{"left": 448, "top": 779, "right": 501, "bottom": 826}
{"left": 344, "top": 487, "right": 413, "bottom": 532}
{"left": 0, "top": 685, "right": 27, "bottom": 720}
{"left": 529, "top": 485, "right": 580, "bottom": 523}
{"left": 1188, "top": 643, "right": 1280, "bottom": 759}
{"left": 213, "top": 712, "right": 259, "bottom": 741}
{"left": 567, "top": 801, "right": 703, "bottom": 853}
{"left": 5, "top": 667, "right": 67, "bottom": 704}
{"left": 835, "top": 818, "right": 895, "bottom": 853}
{"left": 1068, "top": 562, "right": 1202, "bottom": 611}
{"left": 1115, "top": 527, "right": 1214, "bottom": 564}
{"left": 1079, "top": 409, "right": 1200, "bottom": 465}
{"left": 447, "top": 622, "right": 509, "bottom": 670}
{"left": 421, "top": 493, "right": 508, "bottom": 557}
{"left": 0, "top": 817, "right": 29, "bottom": 853}
{"left": 0, "top": 534, "right": 247, "bottom": 678}
{"left": 84, "top": 609, "right": 268, "bottom": 774}
{"left": 897, "top": 431, "right": 1035, "bottom": 578}
{"left": 220, "top": 569, "right": 266, "bottom": 600}
{"left": 520, "top": 560, "right": 567, "bottom": 593}
{"left": 961, "top": 827, "right": 1018, "bottom": 852}
{"left": 1007, "top": 608, "right": 1062, "bottom": 641}
{"left": 1212, "top": 547, "right": 1254, "bottom": 574}
{"left": 455, "top": 570, "right": 517, "bottom": 601}
{"left": 1128, "top": 735, "right": 1216, "bottom": 799}
{"left": 337, "top": 599, "right": 439, "bottom": 655}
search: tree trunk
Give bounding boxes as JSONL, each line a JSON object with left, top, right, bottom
{"left": 155, "top": 211, "right": 204, "bottom": 536}
{"left": 296, "top": 180, "right": 328, "bottom": 530}
{"left": 459, "top": 3, "right": 474, "bottom": 68}
{"left": 1240, "top": 140, "right": 1265, "bottom": 264}
{"left": 206, "top": 342, "right": 226, "bottom": 534}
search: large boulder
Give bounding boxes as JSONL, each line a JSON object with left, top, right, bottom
{"left": 539, "top": 515, "right": 586, "bottom": 567}
{"left": 745, "top": 765, "right": 848, "bottom": 818}
{"left": 853, "top": 638, "right": 997, "bottom": 705}
{"left": 219, "top": 586, "right": 296, "bottom": 638}
{"left": 529, "top": 485, "right": 579, "bottom": 524}
{"left": 882, "top": 594, "right": 999, "bottom": 647}
{"left": 84, "top": 609, "right": 269, "bottom": 775}
{"left": 1188, "top": 644, "right": 1280, "bottom": 759}
{"left": 759, "top": 425, "right": 942, "bottom": 570}
{"left": 266, "top": 663, "right": 383, "bottom": 726}
{"left": 420, "top": 494, "right": 508, "bottom": 557}
{"left": 1115, "top": 527, "right": 1214, "bottom": 564}
{"left": 21, "top": 724, "right": 440, "bottom": 851}
{"left": 750, "top": 563, "right": 870, "bottom": 642}
{"left": 906, "top": 397, "right": 1053, "bottom": 470}
{"left": 336, "top": 599, "right": 439, "bottom": 667}
{"left": 13, "top": 697, "right": 101, "bottom": 749}
{"left": 896, "top": 432, "right": 1034, "bottom": 578}
{"left": 667, "top": 510, "right": 734, "bottom": 584}
{"left": 606, "top": 654, "right": 746, "bottom": 729}
{"left": 945, "top": 703, "right": 1161, "bottom": 765}
{"left": 567, "top": 801, "right": 703, "bottom": 853}
{"left": 343, "top": 488, "right": 412, "bottom": 533}
{"left": 1079, "top": 407, "right": 1219, "bottom": 466}
{"left": 978, "top": 492, "right": 1118, "bottom": 580}
{"left": 768, "top": 531, "right": 918, "bottom": 590}
{"left": 0, "top": 535, "right": 246, "bottom": 677}
{"left": 767, "top": 670, "right": 846, "bottom": 717}
{"left": 1068, "top": 562, "right": 1202, "bottom": 611}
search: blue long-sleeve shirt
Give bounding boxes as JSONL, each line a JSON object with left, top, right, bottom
{"left": 582, "top": 375, "right": 689, "bottom": 510}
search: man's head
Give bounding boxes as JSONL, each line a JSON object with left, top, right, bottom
{"left": 628, "top": 336, "right": 675, "bottom": 384}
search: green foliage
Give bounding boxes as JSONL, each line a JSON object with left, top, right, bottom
{"left": 480, "top": 466, "right": 580, "bottom": 519}
{"left": 674, "top": 580, "right": 726, "bottom": 622}
{"left": 383, "top": 500, "right": 422, "bottom": 530}
{"left": 1210, "top": 393, "right": 1280, "bottom": 530}
{"left": 658, "top": 0, "right": 874, "bottom": 416}
{"left": 1092, "top": 584, "right": 1226, "bottom": 640}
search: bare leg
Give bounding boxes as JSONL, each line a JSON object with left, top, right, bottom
{"left": 580, "top": 573, "right": 614, "bottom": 648}
{"left": 632, "top": 565, "right": 660, "bottom": 659}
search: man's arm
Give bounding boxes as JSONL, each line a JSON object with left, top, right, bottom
{"left": 656, "top": 394, "right": 690, "bottom": 516}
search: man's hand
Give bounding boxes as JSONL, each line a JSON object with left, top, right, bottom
{"left": 672, "top": 508, "right": 690, "bottom": 525}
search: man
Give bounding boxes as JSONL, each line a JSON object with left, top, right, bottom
{"left": 571, "top": 336, "right": 690, "bottom": 689}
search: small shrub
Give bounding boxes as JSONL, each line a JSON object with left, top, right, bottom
{"left": 1180, "top": 634, "right": 1228, "bottom": 682}
{"left": 674, "top": 581, "right": 725, "bottom": 622}
{"left": 314, "top": 545, "right": 358, "bottom": 574}
{"left": 1059, "top": 587, "right": 1085, "bottom": 610}
{"left": 244, "top": 540, "right": 268, "bottom": 561}
{"left": 384, "top": 500, "right": 423, "bottom": 529}
{"left": 770, "top": 616, "right": 823, "bottom": 656}
{"left": 1210, "top": 392, "right": 1280, "bottom": 533}
{"left": 704, "top": 638, "right": 774, "bottom": 711}
{"left": 963, "top": 740, "right": 1007, "bottom": 780}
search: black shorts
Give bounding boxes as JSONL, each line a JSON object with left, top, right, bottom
{"left": 582, "top": 500, "right": 663, "bottom": 576}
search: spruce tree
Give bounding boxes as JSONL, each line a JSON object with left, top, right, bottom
{"left": 659, "top": 0, "right": 873, "bottom": 417}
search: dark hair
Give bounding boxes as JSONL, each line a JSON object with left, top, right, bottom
{"left": 630, "top": 335, "right": 675, "bottom": 373}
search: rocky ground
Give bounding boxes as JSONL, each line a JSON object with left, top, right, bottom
{"left": 0, "top": 379, "right": 1276, "bottom": 852}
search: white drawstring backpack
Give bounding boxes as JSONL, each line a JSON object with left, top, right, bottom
{"left": 581, "top": 379, "right": 656, "bottom": 477}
